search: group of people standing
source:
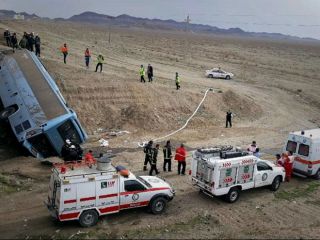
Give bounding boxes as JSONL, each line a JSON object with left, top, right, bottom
{"left": 3, "top": 29, "right": 41, "bottom": 56}
{"left": 143, "top": 140, "right": 187, "bottom": 176}
{"left": 60, "top": 45, "right": 105, "bottom": 73}
{"left": 61, "top": 139, "right": 83, "bottom": 162}
{"left": 139, "top": 64, "right": 154, "bottom": 83}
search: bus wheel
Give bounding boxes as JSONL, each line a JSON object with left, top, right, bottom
{"left": 0, "top": 106, "right": 16, "bottom": 120}
{"left": 79, "top": 210, "right": 99, "bottom": 227}
{"left": 315, "top": 170, "right": 320, "bottom": 180}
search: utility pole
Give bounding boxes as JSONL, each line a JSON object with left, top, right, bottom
{"left": 184, "top": 14, "right": 191, "bottom": 32}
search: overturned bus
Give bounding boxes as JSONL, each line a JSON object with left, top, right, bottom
{"left": 0, "top": 49, "right": 87, "bottom": 158}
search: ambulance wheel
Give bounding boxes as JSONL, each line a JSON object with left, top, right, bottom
{"left": 150, "top": 197, "right": 167, "bottom": 214}
{"left": 79, "top": 210, "right": 98, "bottom": 227}
{"left": 270, "top": 176, "right": 281, "bottom": 191}
{"left": 315, "top": 170, "right": 320, "bottom": 180}
{"left": 225, "top": 187, "right": 240, "bottom": 203}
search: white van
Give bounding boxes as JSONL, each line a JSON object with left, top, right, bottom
{"left": 284, "top": 129, "right": 320, "bottom": 179}
{"left": 46, "top": 158, "right": 175, "bottom": 227}
{"left": 190, "top": 148, "right": 285, "bottom": 203}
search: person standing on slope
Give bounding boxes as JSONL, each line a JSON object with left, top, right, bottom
{"left": 84, "top": 48, "right": 91, "bottom": 68}
{"left": 175, "top": 72, "right": 180, "bottom": 90}
{"left": 175, "top": 143, "right": 187, "bottom": 175}
{"left": 95, "top": 53, "right": 104, "bottom": 73}
{"left": 225, "top": 110, "right": 233, "bottom": 128}
{"left": 147, "top": 64, "right": 153, "bottom": 82}
{"left": 140, "top": 65, "right": 145, "bottom": 83}
{"left": 35, "top": 34, "right": 41, "bottom": 57}
{"left": 61, "top": 43, "right": 68, "bottom": 64}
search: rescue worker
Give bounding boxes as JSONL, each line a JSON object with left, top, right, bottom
{"left": 283, "top": 153, "right": 293, "bottom": 182}
{"left": 149, "top": 144, "right": 160, "bottom": 176}
{"left": 225, "top": 110, "right": 233, "bottom": 128}
{"left": 143, "top": 140, "right": 153, "bottom": 171}
{"left": 84, "top": 150, "right": 95, "bottom": 165}
{"left": 4, "top": 29, "right": 11, "bottom": 46}
{"left": 75, "top": 143, "right": 83, "bottom": 160}
{"left": 175, "top": 143, "right": 187, "bottom": 175}
{"left": 61, "top": 139, "right": 72, "bottom": 161}
{"left": 147, "top": 64, "right": 153, "bottom": 82}
{"left": 140, "top": 65, "right": 145, "bottom": 83}
{"left": 288, "top": 151, "right": 295, "bottom": 163}
{"left": 67, "top": 145, "right": 79, "bottom": 161}
{"left": 28, "top": 32, "right": 35, "bottom": 52}
{"left": 84, "top": 48, "right": 91, "bottom": 68}
{"left": 175, "top": 72, "right": 180, "bottom": 90}
{"left": 35, "top": 34, "right": 41, "bottom": 57}
{"left": 19, "top": 33, "right": 28, "bottom": 49}
{"left": 163, "top": 140, "right": 172, "bottom": 172}
{"left": 276, "top": 154, "right": 283, "bottom": 166}
{"left": 95, "top": 54, "right": 104, "bottom": 73}
{"left": 247, "top": 141, "right": 258, "bottom": 155}
{"left": 61, "top": 43, "right": 68, "bottom": 64}
{"left": 10, "top": 33, "right": 18, "bottom": 53}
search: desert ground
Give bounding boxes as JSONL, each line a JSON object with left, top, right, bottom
{"left": 0, "top": 19, "right": 320, "bottom": 239}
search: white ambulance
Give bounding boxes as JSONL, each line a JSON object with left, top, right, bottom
{"left": 284, "top": 129, "right": 320, "bottom": 179}
{"left": 46, "top": 157, "right": 175, "bottom": 227}
{"left": 190, "top": 148, "right": 285, "bottom": 203}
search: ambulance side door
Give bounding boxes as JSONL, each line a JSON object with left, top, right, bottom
{"left": 96, "top": 176, "right": 120, "bottom": 214}
{"left": 254, "top": 161, "right": 273, "bottom": 188}
{"left": 120, "top": 178, "right": 150, "bottom": 209}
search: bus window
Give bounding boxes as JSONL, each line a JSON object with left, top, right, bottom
{"left": 28, "top": 134, "right": 57, "bottom": 158}
{"left": 286, "top": 140, "right": 297, "bottom": 153}
{"left": 57, "top": 120, "right": 80, "bottom": 144}
{"left": 298, "top": 144, "right": 309, "bottom": 157}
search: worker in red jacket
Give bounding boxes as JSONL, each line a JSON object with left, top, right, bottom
{"left": 283, "top": 153, "right": 293, "bottom": 182}
{"left": 175, "top": 143, "right": 187, "bottom": 175}
{"left": 84, "top": 150, "right": 95, "bottom": 165}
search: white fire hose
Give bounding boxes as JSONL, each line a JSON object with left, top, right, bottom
{"left": 138, "top": 88, "right": 214, "bottom": 147}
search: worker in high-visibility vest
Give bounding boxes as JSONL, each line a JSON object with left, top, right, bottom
{"left": 95, "top": 54, "right": 104, "bottom": 73}
{"left": 140, "top": 65, "right": 145, "bottom": 83}
{"left": 175, "top": 72, "right": 180, "bottom": 90}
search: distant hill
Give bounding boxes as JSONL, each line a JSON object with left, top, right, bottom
{"left": 0, "top": 9, "right": 317, "bottom": 41}
{"left": 0, "top": 9, "right": 39, "bottom": 20}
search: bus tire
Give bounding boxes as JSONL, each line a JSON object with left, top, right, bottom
{"left": 315, "top": 170, "right": 320, "bottom": 180}
{"left": 225, "top": 187, "right": 240, "bottom": 203}
{"left": 79, "top": 210, "right": 99, "bottom": 227}
{"left": 270, "top": 176, "right": 281, "bottom": 191}
{"left": 149, "top": 197, "right": 167, "bottom": 214}
{"left": 0, "top": 106, "right": 16, "bottom": 120}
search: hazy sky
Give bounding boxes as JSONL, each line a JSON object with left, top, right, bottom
{"left": 1, "top": 0, "right": 320, "bottom": 39}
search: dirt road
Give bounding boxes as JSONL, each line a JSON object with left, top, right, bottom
{"left": 0, "top": 19, "right": 320, "bottom": 239}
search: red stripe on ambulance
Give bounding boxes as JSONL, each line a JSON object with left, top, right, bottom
{"left": 80, "top": 196, "right": 96, "bottom": 202}
{"left": 295, "top": 157, "right": 320, "bottom": 165}
{"left": 64, "top": 199, "right": 77, "bottom": 204}
{"left": 120, "top": 187, "right": 169, "bottom": 196}
{"left": 59, "top": 212, "right": 80, "bottom": 220}
{"left": 99, "top": 193, "right": 118, "bottom": 199}
{"left": 120, "top": 201, "right": 150, "bottom": 209}
{"left": 99, "top": 205, "right": 120, "bottom": 213}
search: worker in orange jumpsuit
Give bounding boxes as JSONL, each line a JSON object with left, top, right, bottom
{"left": 283, "top": 153, "right": 293, "bottom": 182}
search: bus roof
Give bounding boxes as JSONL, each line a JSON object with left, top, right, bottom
{"left": 10, "top": 50, "right": 67, "bottom": 120}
